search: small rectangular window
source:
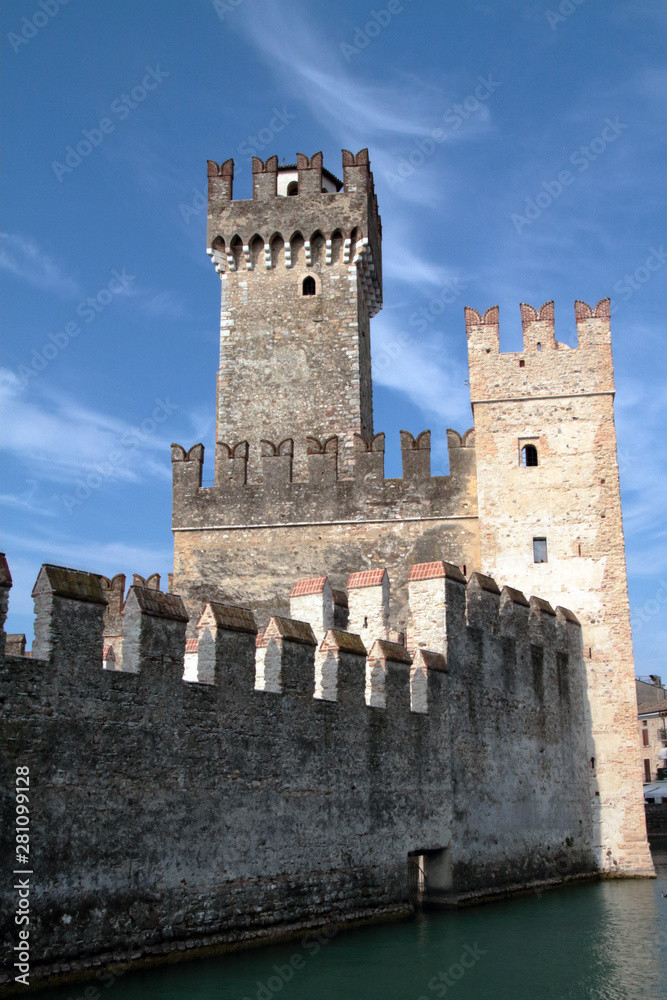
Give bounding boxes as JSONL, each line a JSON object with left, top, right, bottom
{"left": 644, "top": 759, "right": 651, "bottom": 782}
{"left": 642, "top": 729, "right": 650, "bottom": 746}
{"left": 533, "top": 537, "right": 548, "bottom": 563}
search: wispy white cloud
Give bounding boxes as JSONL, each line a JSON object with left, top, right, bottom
{"left": 234, "top": 4, "right": 498, "bottom": 165}
{"left": 0, "top": 232, "right": 83, "bottom": 298}
{"left": 372, "top": 313, "right": 470, "bottom": 425}
{"left": 0, "top": 369, "right": 178, "bottom": 490}
{"left": 2, "top": 536, "right": 174, "bottom": 633}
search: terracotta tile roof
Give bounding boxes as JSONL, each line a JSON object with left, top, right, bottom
{"left": 196, "top": 603, "right": 257, "bottom": 634}
{"left": 347, "top": 568, "right": 387, "bottom": 590}
{"left": 185, "top": 638, "right": 199, "bottom": 653}
{"left": 368, "top": 639, "right": 412, "bottom": 665}
{"left": 130, "top": 587, "right": 188, "bottom": 622}
{"left": 407, "top": 561, "right": 465, "bottom": 583}
{"left": 319, "top": 629, "right": 366, "bottom": 655}
{"left": 261, "top": 616, "right": 317, "bottom": 646}
{"left": 289, "top": 577, "right": 329, "bottom": 598}
{"left": 638, "top": 698, "right": 667, "bottom": 716}
{"left": 468, "top": 572, "right": 501, "bottom": 595}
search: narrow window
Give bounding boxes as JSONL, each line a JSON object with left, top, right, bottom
{"left": 519, "top": 359, "right": 525, "bottom": 368}
{"left": 287, "top": 181, "right": 298, "bottom": 196}
{"left": 644, "top": 759, "right": 651, "bottom": 782}
{"left": 521, "top": 444, "right": 538, "bottom": 467}
{"left": 302, "top": 275, "right": 316, "bottom": 296}
{"left": 537, "top": 342, "right": 542, "bottom": 351}
{"left": 533, "top": 537, "right": 548, "bottom": 563}
{"left": 642, "top": 728, "right": 650, "bottom": 747}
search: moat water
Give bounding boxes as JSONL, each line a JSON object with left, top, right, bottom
{"left": 30, "top": 842, "right": 667, "bottom": 1000}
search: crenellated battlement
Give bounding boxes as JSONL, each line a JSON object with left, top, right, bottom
{"left": 1, "top": 555, "right": 582, "bottom": 719}
{"left": 171, "top": 427, "right": 477, "bottom": 530}
{"left": 466, "top": 298, "right": 614, "bottom": 402}
{"left": 207, "top": 149, "right": 382, "bottom": 307}
{"left": 0, "top": 542, "right": 597, "bottom": 984}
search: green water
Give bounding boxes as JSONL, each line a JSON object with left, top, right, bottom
{"left": 30, "top": 843, "right": 667, "bottom": 1000}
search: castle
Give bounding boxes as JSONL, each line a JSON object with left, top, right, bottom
{"left": 0, "top": 149, "right": 653, "bottom": 989}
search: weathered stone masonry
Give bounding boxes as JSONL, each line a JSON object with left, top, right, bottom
{"left": 1, "top": 555, "right": 596, "bottom": 987}
{"left": 174, "top": 149, "right": 651, "bottom": 884}
{"left": 0, "top": 147, "right": 653, "bottom": 989}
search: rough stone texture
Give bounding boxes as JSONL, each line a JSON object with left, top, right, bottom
{"left": 289, "top": 577, "right": 334, "bottom": 643}
{"left": 645, "top": 803, "right": 667, "bottom": 835}
{"left": 207, "top": 151, "right": 381, "bottom": 482}
{"left": 466, "top": 299, "right": 653, "bottom": 876}
{"left": 5, "top": 634, "right": 25, "bottom": 656}
{"left": 172, "top": 429, "right": 479, "bottom": 636}
{"left": 0, "top": 559, "right": 597, "bottom": 987}
{"left": 347, "top": 568, "right": 390, "bottom": 643}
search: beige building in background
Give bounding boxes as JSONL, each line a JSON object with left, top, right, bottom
{"left": 637, "top": 676, "right": 667, "bottom": 782}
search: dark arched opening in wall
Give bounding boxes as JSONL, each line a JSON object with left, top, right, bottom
{"left": 287, "top": 181, "right": 298, "bottom": 196}
{"left": 522, "top": 444, "right": 538, "bottom": 467}
{"left": 302, "top": 275, "right": 316, "bottom": 296}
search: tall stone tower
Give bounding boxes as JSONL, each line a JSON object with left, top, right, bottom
{"left": 172, "top": 150, "right": 479, "bottom": 626}
{"left": 466, "top": 299, "right": 653, "bottom": 876}
{"left": 206, "top": 150, "right": 382, "bottom": 481}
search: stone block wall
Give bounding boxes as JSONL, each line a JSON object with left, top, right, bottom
{"left": 466, "top": 299, "right": 653, "bottom": 876}
{"left": 171, "top": 426, "right": 479, "bottom": 633}
{"left": 0, "top": 554, "right": 598, "bottom": 987}
{"left": 207, "top": 151, "right": 381, "bottom": 480}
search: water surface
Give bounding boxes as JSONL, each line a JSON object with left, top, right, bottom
{"left": 30, "top": 842, "right": 667, "bottom": 1000}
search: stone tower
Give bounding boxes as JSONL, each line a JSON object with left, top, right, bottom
{"left": 206, "top": 150, "right": 382, "bottom": 481}
{"left": 172, "top": 150, "right": 479, "bottom": 627}
{"left": 466, "top": 299, "right": 653, "bottom": 876}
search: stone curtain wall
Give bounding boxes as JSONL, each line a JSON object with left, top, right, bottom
{"left": 0, "top": 555, "right": 597, "bottom": 987}
{"left": 171, "top": 427, "right": 479, "bottom": 632}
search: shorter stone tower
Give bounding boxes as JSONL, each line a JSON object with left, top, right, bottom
{"left": 466, "top": 298, "right": 652, "bottom": 875}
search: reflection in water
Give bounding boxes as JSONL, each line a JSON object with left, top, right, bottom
{"left": 29, "top": 843, "right": 667, "bottom": 1000}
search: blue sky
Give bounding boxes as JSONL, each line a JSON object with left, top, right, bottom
{"left": 1, "top": 0, "right": 665, "bottom": 673}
